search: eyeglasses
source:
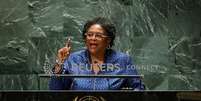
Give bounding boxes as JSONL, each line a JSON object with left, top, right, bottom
{"left": 85, "top": 32, "right": 109, "bottom": 40}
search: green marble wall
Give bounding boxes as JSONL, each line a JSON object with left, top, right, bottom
{"left": 0, "top": 0, "right": 201, "bottom": 90}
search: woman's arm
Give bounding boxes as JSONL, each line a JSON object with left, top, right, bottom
{"left": 49, "top": 38, "right": 72, "bottom": 90}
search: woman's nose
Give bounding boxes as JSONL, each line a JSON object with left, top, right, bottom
{"left": 91, "top": 34, "right": 96, "bottom": 40}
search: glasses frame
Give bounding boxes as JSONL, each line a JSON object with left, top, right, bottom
{"left": 85, "top": 32, "right": 109, "bottom": 40}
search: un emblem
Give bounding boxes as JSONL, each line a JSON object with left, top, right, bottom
{"left": 73, "top": 95, "right": 106, "bottom": 101}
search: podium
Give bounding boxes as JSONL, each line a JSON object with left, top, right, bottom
{"left": 37, "top": 74, "right": 146, "bottom": 101}
{"left": 33, "top": 74, "right": 200, "bottom": 101}
{"left": 38, "top": 74, "right": 144, "bottom": 90}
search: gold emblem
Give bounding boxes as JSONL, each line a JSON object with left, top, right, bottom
{"left": 73, "top": 95, "right": 106, "bottom": 101}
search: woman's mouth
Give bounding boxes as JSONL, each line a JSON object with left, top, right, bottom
{"left": 90, "top": 43, "right": 98, "bottom": 48}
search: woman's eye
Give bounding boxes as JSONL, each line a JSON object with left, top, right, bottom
{"left": 88, "top": 33, "right": 93, "bottom": 36}
{"left": 96, "top": 34, "right": 102, "bottom": 38}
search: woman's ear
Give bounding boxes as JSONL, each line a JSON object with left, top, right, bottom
{"left": 106, "top": 39, "right": 111, "bottom": 49}
{"left": 107, "top": 39, "right": 111, "bottom": 46}
{"left": 107, "top": 39, "right": 111, "bottom": 44}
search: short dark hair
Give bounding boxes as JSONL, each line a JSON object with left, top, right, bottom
{"left": 82, "top": 17, "right": 116, "bottom": 47}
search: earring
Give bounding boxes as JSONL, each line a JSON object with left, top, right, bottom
{"left": 107, "top": 45, "right": 111, "bottom": 49}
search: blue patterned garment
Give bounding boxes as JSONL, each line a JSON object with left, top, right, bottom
{"left": 49, "top": 49, "right": 145, "bottom": 90}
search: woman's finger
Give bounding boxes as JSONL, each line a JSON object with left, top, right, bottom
{"left": 65, "top": 37, "right": 71, "bottom": 48}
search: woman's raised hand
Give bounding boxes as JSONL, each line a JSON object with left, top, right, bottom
{"left": 54, "top": 37, "right": 71, "bottom": 73}
{"left": 57, "top": 37, "right": 71, "bottom": 63}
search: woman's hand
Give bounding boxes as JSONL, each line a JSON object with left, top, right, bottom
{"left": 57, "top": 37, "right": 71, "bottom": 62}
{"left": 54, "top": 37, "right": 71, "bottom": 73}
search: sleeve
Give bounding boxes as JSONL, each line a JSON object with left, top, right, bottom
{"left": 49, "top": 58, "right": 73, "bottom": 90}
{"left": 124, "top": 56, "right": 145, "bottom": 90}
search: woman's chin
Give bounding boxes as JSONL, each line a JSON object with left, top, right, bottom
{"left": 88, "top": 48, "right": 97, "bottom": 54}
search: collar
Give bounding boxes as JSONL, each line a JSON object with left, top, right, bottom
{"left": 84, "top": 49, "right": 113, "bottom": 64}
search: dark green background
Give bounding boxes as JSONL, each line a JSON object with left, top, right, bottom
{"left": 0, "top": 0, "right": 201, "bottom": 90}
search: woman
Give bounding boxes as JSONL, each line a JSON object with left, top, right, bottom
{"left": 49, "top": 17, "right": 145, "bottom": 90}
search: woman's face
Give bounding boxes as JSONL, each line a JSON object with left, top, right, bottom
{"left": 85, "top": 24, "right": 110, "bottom": 55}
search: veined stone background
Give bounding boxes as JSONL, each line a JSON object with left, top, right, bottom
{"left": 0, "top": 0, "right": 201, "bottom": 90}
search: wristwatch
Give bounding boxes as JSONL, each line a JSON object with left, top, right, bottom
{"left": 53, "top": 59, "right": 64, "bottom": 74}
{"left": 56, "top": 59, "right": 63, "bottom": 65}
